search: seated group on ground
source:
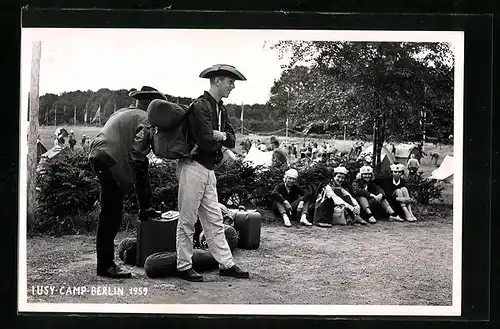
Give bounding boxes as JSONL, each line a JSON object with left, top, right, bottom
{"left": 271, "top": 163, "right": 418, "bottom": 227}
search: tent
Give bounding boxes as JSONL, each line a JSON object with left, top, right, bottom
{"left": 37, "top": 146, "right": 65, "bottom": 173}
{"left": 36, "top": 140, "right": 48, "bottom": 163}
{"left": 430, "top": 155, "right": 454, "bottom": 183}
{"left": 359, "top": 143, "right": 396, "bottom": 172}
{"left": 394, "top": 143, "right": 421, "bottom": 161}
{"left": 40, "top": 145, "right": 64, "bottom": 159}
{"left": 243, "top": 144, "right": 273, "bottom": 168}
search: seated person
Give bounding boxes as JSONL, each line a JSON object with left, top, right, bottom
{"left": 317, "top": 166, "right": 368, "bottom": 226}
{"left": 376, "top": 163, "right": 418, "bottom": 222}
{"left": 271, "top": 169, "right": 313, "bottom": 227}
{"left": 407, "top": 154, "right": 420, "bottom": 176}
{"left": 351, "top": 166, "right": 404, "bottom": 223}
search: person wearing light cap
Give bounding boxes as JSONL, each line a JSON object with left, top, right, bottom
{"left": 175, "top": 64, "right": 249, "bottom": 282}
{"left": 376, "top": 162, "right": 417, "bottom": 221}
{"left": 271, "top": 168, "right": 313, "bottom": 227}
{"left": 352, "top": 166, "right": 404, "bottom": 223}
{"left": 320, "top": 166, "right": 368, "bottom": 225}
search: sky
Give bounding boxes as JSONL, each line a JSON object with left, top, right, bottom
{"left": 20, "top": 28, "right": 289, "bottom": 105}
{"left": 20, "top": 28, "right": 462, "bottom": 108}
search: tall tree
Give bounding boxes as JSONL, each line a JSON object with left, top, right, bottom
{"left": 270, "top": 41, "right": 454, "bottom": 168}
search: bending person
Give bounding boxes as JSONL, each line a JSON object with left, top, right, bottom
{"left": 376, "top": 163, "right": 418, "bottom": 222}
{"left": 88, "top": 86, "right": 164, "bottom": 279}
{"left": 352, "top": 165, "right": 404, "bottom": 223}
{"left": 271, "top": 168, "right": 313, "bottom": 227}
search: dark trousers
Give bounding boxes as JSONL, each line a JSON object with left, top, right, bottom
{"left": 90, "top": 158, "right": 152, "bottom": 270}
{"left": 273, "top": 192, "right": 313, "bottom": 220}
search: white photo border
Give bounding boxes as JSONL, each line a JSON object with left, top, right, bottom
{"left": 18, "top": 28, "right": 464, "bottom": 316}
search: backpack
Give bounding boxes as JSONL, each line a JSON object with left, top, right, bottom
{"left": 147, "top": 98, "right": 209, "bottom": 160}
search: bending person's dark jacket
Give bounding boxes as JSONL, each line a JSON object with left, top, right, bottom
{"left": 351, "top": 179, "right": 386, "bottom": 198}
{"left": 187, "top": 91, "right": 236, "bottom": 170}
{"left": 271, "top": 183, "right": 310, "bottom": 204}
{"left": 89, "top": 108, "right": 152, "bottom": 192}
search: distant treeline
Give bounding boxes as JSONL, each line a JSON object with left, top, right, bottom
{"left": 37, "top": 88, "right": 285, "bottom": 134}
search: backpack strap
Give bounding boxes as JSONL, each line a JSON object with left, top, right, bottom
{"left": 185, "top": 97, "right": 212, "bottom": 159}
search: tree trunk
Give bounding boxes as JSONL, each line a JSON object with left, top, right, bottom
{"left": 372, "top": 118, "right": 377, "bottom": 167}
{"left": 27, "top": 41, "right": 42, "bottom": 230}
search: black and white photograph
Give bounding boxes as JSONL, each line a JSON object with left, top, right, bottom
{"left": 18, "top": 26, "right": 463, "bottom": 316}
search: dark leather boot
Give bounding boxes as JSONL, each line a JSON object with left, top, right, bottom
{"left": 177, "top": 268, "right": 203, "bottom": 282}
{"left": 219, "top": 265, "right": 250, "bottom": 279}
{"left": 97, "top": 264, "right": 132, "bottom": 279}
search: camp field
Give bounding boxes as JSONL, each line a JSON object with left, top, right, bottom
{"left": 26, "top": 125, "right": 456, "bottom": 306}
{"left": 37, "top": 125, "right": 454, "bottom": 169}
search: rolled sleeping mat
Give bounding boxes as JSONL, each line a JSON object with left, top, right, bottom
{"left": 192, "top": 249, "right": 219, "bottom": 272}
{"left": 147, "top": 99, "right": 189, "bottom": 129}
{"left": 144, "top": 250, "right": 219, "bottom": 278}
{"left": 117, "top": 237, "right": 137, "bottom": 265}
{"left": 144, "top": 251, "right": 177, "bottom": 278}
{"left": 199, "top": 224, "right": 240, "bottom": 252}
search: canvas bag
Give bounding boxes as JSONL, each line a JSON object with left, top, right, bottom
{"left": 313, "top": 185, "right": 347, "bottom": 225}
{"left": 147, "top": 98, "right": 210, "bottom": 160}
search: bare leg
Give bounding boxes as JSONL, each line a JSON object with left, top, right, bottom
{"left": 400, "top": 187, "right": 417, "bottom": 221}
{"left": 395, "top": 189, "right": 412, "bottom": 220}
{"left": 381, "top": 198, "right": 403, "bottom": 221}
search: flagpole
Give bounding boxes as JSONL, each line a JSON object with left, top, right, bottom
{"left": 74, "top": 104, "right": 77, "bottom": 126}
{"left": 54, "top": 106, "right": 57, "bottom": 127}
{"left": 240, "top": 103, "right": 244, "bottom": 136}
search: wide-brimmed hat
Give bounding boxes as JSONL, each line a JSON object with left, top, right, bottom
{"left": 129, "top": 86, "right": 168, "bottom": 101}
{"left": 199, "top": 64, "right": 247, "bottom": 80}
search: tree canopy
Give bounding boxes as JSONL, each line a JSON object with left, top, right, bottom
{"left": 268, "top": 41, "right": 454, "bottom": 143}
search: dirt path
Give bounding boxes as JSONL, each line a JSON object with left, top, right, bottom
{"left": 26, "top": 208, "right": 453, "bottom": 306}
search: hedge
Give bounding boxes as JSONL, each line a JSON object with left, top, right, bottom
{"left": 33, "top": 148, "right": 443, "bottom": 235}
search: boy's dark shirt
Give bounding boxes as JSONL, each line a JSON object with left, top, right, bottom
{"left": 187, "top": 91, "right": 235, "bottom": 170}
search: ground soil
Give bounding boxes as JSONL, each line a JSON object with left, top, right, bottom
{"left": 26, "top": 205, "right": 453, "bottom": 305}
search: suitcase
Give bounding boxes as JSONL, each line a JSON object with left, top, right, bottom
{"left": 233, "top": 211, "right": 261, "bottom": 249}
{"left": 136, "top": 211, "right": 178, "bottom": 267}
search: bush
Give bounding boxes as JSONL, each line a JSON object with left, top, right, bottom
{"left": 35, "top": 148, "right": 99, "bottom": 235}
{"left": 406, "top": 172, "right": 445, "bottom": 205}
{"left": 33, "top": 151, "right": 443, "bottom": 235}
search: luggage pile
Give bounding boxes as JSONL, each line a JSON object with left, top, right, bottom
{"left": 117, "top": 206, "right": 262, "bottom": 278}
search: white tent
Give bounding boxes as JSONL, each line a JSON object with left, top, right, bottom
{"left": 394, "top": 143, "right": 418, "bottom": 160}
{"left": 40, "top": 145, "right": 63, "bottom": 159}
{"left": 359, "top": 143, "right": 396, "bottom": 171}
{"left": 243, "top": 144, "right": 273, "bottom": 168}
{"left": 430, "top": 155, "right": 454, "bottom": 183}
